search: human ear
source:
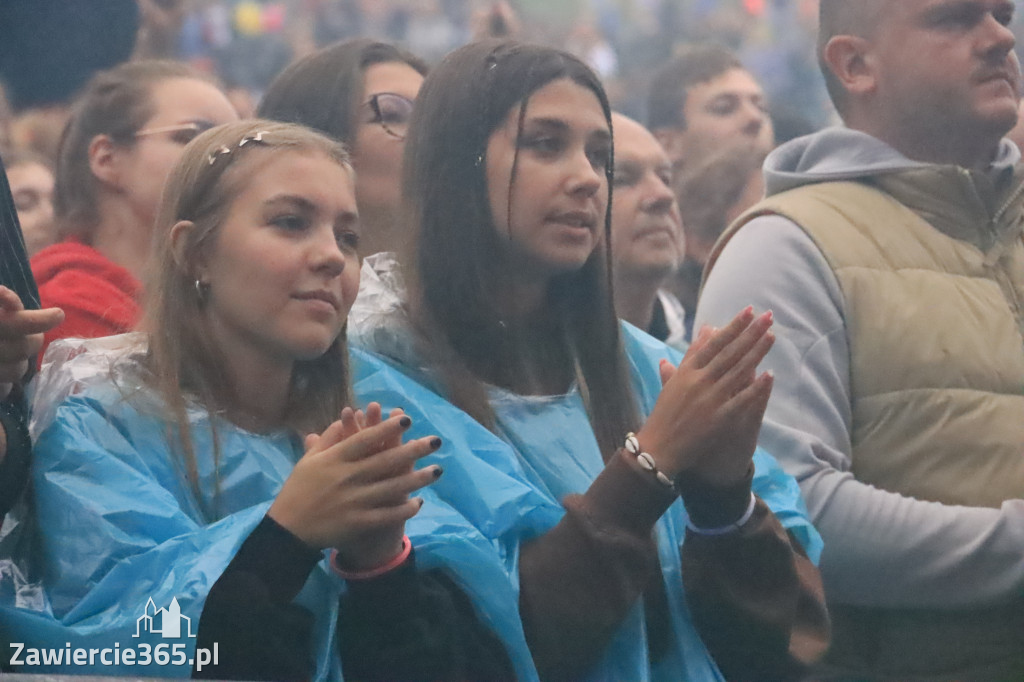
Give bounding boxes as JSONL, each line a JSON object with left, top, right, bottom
{"left": 87, "top": 135, "right": 123, "bottom": 189}
{"left": 823, "top": 35, "right": 877, "bottom": 98}
{"left": 169, "top": 220, "right": 206, "bottom": 279}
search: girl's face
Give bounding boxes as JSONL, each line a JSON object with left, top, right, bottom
{"left": 198, "top": 150, "right": 361, "bottom": 369}
{"left": 108, "top": 77, "right": 237, "bottom": 229}
{"left": 485, "top": 77, "right": 611, "bottom": 280}
{"left": 349, "top": 61, "right": 423, "bottom": 248}
{"left": 8, "top": 160, "right": 55, "bottom": 256}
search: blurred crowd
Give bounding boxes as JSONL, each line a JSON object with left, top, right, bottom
{"left": 0, "top": 0, "right": 830, "bottom": 264}
{"left": 173, "top": 0, "right": 830, "bottom": 127}
{"left": 0, "top": 0, "right": 831, "bottom": 146}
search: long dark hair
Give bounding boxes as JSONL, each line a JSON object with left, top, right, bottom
{"left": 258, "top": 38, "right": 427, "bottom": 148}
{"left": 402, "top": 40, "right": 639, "bottom": 458}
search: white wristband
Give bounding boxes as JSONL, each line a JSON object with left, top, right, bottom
{"left": 685, "top": 492, "right": 757, "bottom": 536}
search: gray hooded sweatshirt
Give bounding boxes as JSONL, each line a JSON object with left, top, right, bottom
{"left": 695, "top": 127, "right": 1024, "bottom": 613}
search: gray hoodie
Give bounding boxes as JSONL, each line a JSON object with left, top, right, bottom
{"left": 695, "top": 127, "right": 1024, "bottom": 613}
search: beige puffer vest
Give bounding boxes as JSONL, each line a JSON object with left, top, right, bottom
{"left": 712, "top": 174, "right": 1024, "bottom": 507}
{"left": 707, "top": 170, "right": 1024, "bottom": 679}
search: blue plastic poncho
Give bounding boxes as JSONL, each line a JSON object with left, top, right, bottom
{"left": 0, "top": 334, "right": 352, "bottom": 678}
{"left": 1, "top": 322, "right": 821, "bottom": 681}
{"left": 351, "top": 319, "right": 823, "bottom": 682}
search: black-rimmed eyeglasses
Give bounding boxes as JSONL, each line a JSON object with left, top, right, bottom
{"left": 364, "top": 93, "right": 415, "bottom": 140}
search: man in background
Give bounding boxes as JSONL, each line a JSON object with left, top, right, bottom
{"left": 647, "top": 44, "right": 773, "bottom": 342}
{"left": 608, "top": 113, "right": 687, "bottom": 351}
{"left": 647, "top": 43, "right": 774, "bottom": 173}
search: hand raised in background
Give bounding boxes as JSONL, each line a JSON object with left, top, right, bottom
{"left": 0, "top": 285, "right": 63, "bottom": 400}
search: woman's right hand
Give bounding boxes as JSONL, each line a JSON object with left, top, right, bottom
{"left": 636, "top": 306, "right": 775, "bottom": 488}
{"left": 0, "top": 286, "right": 64, "bottom": 400}
{"left": 268, "top": 403, "right": 442, "bottom": 570}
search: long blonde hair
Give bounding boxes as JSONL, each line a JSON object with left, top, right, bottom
{"left": 143, "top": 119, "right": 355, "bottom": 502}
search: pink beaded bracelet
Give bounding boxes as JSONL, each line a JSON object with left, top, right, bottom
{"left": 331, "top": 535, "right": 412, "bottom": 580}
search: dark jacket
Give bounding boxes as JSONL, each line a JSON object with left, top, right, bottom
{"left": 0, "top": 153, "right": 35, "bottom": 520}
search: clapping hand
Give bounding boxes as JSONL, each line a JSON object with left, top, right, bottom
{"left": 269, "top": 403, "right": 442, "bottom": 570}
{"left": 637, "top": 306, "right": 774, "bottom": 488}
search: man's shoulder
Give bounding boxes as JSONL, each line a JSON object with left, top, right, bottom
{"left": 742, "top": 181, "right": 891, "bottom": 225}
{"left": 714, "top": 180, "right": 912, "bottom": 280}
{"left": 698, "top": 211, "right": 847, "bottom": 347}
{"left": 708, "top": 209, "right": 835, "bottom": 287}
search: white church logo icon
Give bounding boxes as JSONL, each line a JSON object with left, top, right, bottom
{"left": 134, "top": 597, "right": 196, "bottom": 638}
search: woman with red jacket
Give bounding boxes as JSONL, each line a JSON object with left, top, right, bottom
{"left": 31, "top": 60, "right": 236, "bottom": 359}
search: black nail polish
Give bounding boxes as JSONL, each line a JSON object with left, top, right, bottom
{"left": 429, "top": 437, "right": 442, "bottom": 450}
{"left": 399, "top": 416, "right": 412, "bottom": 428}
{"left": 432, "top": 466, "right": 444, "bottom": 478}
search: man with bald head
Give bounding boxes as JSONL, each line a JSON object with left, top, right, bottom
{"left": 696, "top": 0, "right": 1024, "bottom": 678}
{"left": 608, "top": 113, "right": 688, "bottom": 350}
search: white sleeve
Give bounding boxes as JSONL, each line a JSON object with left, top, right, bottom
{"left": 695, "top": 215, "right": 1024, "bottom": 608}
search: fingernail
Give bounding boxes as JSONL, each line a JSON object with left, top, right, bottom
{"left": 399, "top": 416, "right": 412, "bottom": 428}
{"left": 418, "top": 498, "right": 425, "bottom": 508}
{"left": 766, "top": 369, "right": 775, "bottom": 379}
{"left": 432, "top": 466, "right": 444, "bottom": 478}
{"left": 429, "top": 437, "right": 442, "bottom": 450}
